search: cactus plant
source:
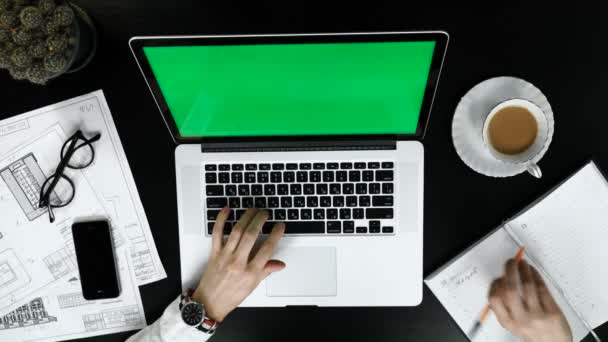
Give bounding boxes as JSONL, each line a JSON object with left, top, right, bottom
{"left": 26, "top": 61, "right": 46, "bottom": 83}
{"left": 46, "top": 33, "right": 67, "bottom": 53}
{"left": 51, "top": 4, "right": 72, "bottom": 26}
{"left": 0, "top": 28, "right": 9, "bottom": 42}
{"left": 0, "top": 0, "right": 85, "bottom": 84}
{"left": 3, "top": 40, "right": 15, "bottom": 51}
{"left": 11, "top": 46, "right": 31, "bottom": 67}
{"left": 42, "top": 19, "right": 58, "bottom": 35}
{"left": 19, "top": 6, "right": 42, "bottom": 29}
{"left": 0, "top": 0, "right": 11, "bottom": 11}
{"left": 12, "top": 27, "right": 31, "bottom": 45}
{"left": 0, "top": 11, "right": 18, "bottom": 28}
{"left": 0, "top": 50, "right": 10, "bottom": 68}
{"left": 43, "top": 52, "right": 64, "bottom": 72}
{"left": 28, "top": 38, "right": 45, "bottom": 57}
{"left": 9, "top": 65, "right": 26, "bottom": 79}
{"left": 38, "top": 0, "right": 54, "bottom": 14}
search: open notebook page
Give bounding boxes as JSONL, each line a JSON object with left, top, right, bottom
{"left": 508, "top": 162, "right": 608, "bottom": 329}
{"left": 425, "top": 228, "right": 589, "bottom": 341}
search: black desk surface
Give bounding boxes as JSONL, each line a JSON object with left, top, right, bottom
{"left": 2, "top": 2, "right": 607, "bottom": 341}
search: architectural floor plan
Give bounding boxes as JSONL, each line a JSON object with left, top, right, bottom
{"left": 0, "top": 249, "right": 146, "bottom": 342}
{"left": 0, "top": 91, "right": 166, "bottom": 287}
{"left": 0, "top": 297, "right": 57, "bottom": 331}
{"left": 0, "top": 92, "right": 160, "bottom": 341}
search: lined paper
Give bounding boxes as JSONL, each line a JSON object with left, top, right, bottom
{"left": 426, "top": 162, "right": 608, "bottom": 341}
{"left": 509, "top": 162, "right": 608, "bottom": 329}
{"left": 426, "top": 228, "right": 589, "bottom": 341}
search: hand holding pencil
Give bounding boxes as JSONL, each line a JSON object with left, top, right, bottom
{"left": 472, "top": 247, "right": 573, "bottom": 342}
{"left": 468, "top": 247, "right": 526, "bottom": 339}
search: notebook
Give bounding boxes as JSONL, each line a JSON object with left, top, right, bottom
{"left": 425, "top": 161, "right": 608, "bottom": 342}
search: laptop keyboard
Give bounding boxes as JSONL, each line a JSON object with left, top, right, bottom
{"left": 203, "top": 161, "right": 395, "bottom": 235}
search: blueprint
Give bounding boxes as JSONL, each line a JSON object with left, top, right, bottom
{"left": 0, "top": 91, "right": 166, "bottom": 286}
{"left": 0, "top": 248, "right": 146, "bottom": 342}
{"left": 0, "top": 91, "right": 165, "bottom": 340}
{"left": 0, "top": 297, "right": 58, "bottom": 331}
{"left": 0, "top": 126, "right": 109, "bottom": 314}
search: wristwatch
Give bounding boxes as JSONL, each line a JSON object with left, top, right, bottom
{"left": 179, "top": 289, "right": 220, "bottom": 335}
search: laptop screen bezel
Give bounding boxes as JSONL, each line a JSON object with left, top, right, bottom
{"left": 129, "top": 32, "right": 449, "bottom": 144}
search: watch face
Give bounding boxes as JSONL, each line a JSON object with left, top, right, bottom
{"left": 181, "top": 303, "right": 203, "bottom": 326}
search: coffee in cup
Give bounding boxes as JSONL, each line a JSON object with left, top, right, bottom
{"left": 487, "top": 105, "right": 538, "bottom": 155}
{"left": 482, "top": 99, "right": 549, "bottom": 178}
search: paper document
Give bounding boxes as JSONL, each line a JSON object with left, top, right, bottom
{"left": 425, "top": 162, "right": 608, "bottom": 341}
{"left": 0, "top": 90, "right": 166, "bottom": 285}
{"left": 425, "top": 228, "right": 589, "bottom": 341}
{"left": 0, "top": 127, "right": 147, "bottom": 341}
{"left": 0, "top": 248, "right": 146, "bottom": 342}
{"left": 507, "top": 163, "right": 608, "bottom": 329}
{"left": 0, "top": 126, "right": 109, "bottom": 313}
{"left": 0, "top": 91, "right": 166, "bottom": 340}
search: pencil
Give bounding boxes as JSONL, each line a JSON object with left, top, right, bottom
{"left": 514, "top": 247, "right": 526, "bottom": 263}
{"left": 468, "top": 247, "right": 525, "bottom": 340}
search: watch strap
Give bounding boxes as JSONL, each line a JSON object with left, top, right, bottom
{"left": 179, "top": 288, "right": 220, "bottom": 335}
{"left": 196, "top": 318, "right": 219, "bottom": 334}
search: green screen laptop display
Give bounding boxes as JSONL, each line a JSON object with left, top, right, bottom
{"left": 143, "top": 41, "right": 435, "bottom": 137}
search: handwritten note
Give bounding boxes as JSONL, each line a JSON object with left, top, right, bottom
{"left": 426, "top": 227, "right": 589, "bottom": 341}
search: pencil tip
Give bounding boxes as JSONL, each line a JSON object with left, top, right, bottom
{"left": 468, "top": 322, "right": 481, "bottom": 340}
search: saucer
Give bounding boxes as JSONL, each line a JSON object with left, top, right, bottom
{"left": 452, "top": 76, "right": 554, "bottom": 177}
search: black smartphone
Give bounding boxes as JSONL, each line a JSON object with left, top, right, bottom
{"left": 72, "top": 220, "right": 120, "bottom": 299}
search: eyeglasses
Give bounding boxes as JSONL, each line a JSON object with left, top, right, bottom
{"left": 39, "top": 130, "right": 101, "bottom": 223}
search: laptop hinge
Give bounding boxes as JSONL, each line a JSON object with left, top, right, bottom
{"left": 201, "top": 140, "right": 396, "bottom": 153}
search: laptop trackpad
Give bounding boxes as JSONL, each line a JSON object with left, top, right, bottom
{"left": 266, "top": 246, "right": 337, "bottom": 297}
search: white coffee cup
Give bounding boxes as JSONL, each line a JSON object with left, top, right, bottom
{"left": 482, "top": 99, "right": 550, "bottom": 178}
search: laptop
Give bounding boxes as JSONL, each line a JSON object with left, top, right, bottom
{"left": 130, "top": 32, "right": 448, "bottom": 306}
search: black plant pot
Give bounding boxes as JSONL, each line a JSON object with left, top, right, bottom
{"left": 66, "top": 2, "right": 96, "bottom": 73}
{"left": 48, "top": 2, "right": 96, "bottom": 79}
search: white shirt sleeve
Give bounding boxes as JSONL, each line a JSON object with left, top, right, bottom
{"left": 126, "top": 297, "right": 212, "bottom": 342}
